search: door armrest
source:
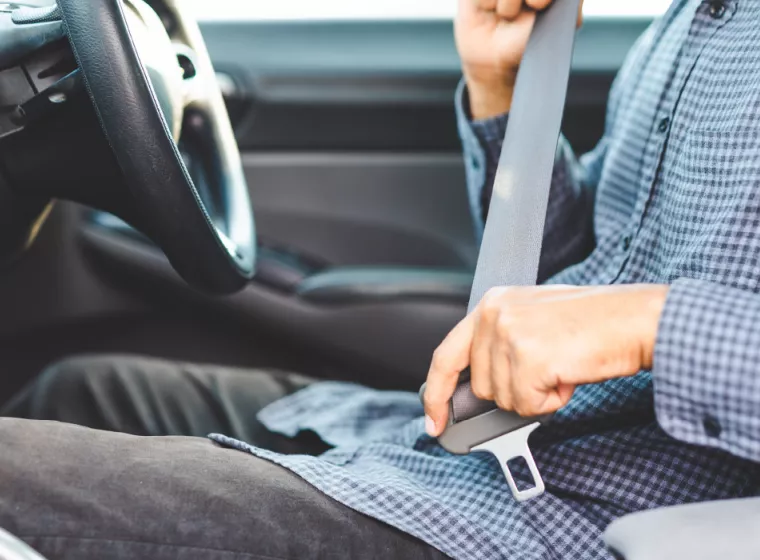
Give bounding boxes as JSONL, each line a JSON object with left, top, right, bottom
{"left": 604, "top": 497, "right": 760, "bottom": 560}
{"left": 296, "top": 267, "right": 472, "bottom": 304}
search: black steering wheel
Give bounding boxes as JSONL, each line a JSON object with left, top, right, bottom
{"left": 0, "top": 0, "right": 256, "bottom": 294}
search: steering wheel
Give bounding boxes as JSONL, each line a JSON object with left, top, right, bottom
{"left": 0, "top": 0, "right": 256, "bottom": 294}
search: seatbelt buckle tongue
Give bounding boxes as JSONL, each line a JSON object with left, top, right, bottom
{"left": 419, "top": 382, "right": 549, "bottom": 501}
{"left": 472, "top": 423, "right": 544, "bottom": 502}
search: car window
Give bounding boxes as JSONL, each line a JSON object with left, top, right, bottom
{"left": 182, "top": 0, "right": 672, "bottom": 22}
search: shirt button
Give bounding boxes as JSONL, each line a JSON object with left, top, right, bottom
{"left": 657, "top": 117, "right": 670, "bottom": 134}
{"left": 621, "top": 235, "right": 632, "bottom": 252}
{"left": 708, "top": 0, "right": 727, "bottom": 19}
{"left": 703, "top": 414, "right": 722, "bottom": 438}
{"left": 471, "top": 155, "right": 481, "bottom": 170}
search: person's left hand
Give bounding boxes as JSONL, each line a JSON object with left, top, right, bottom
{"left": 423, "top": 284, "right": 669, "bottom": 437}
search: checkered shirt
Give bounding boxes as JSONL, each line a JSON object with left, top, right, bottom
{"left": 211, "top": 1, "right": 760, "bottom": 557}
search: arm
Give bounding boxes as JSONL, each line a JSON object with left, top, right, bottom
{"left": 422, "top": 275, "right": 760, "bottom": 466}
{"left": 454, "top": 0, "right": 600, "bottom": 281}
{"left": 654, "top": 279, "right": 760, "bottom": 462}
{"left": 457, "top": 88, "right": 601, "bottom": 281}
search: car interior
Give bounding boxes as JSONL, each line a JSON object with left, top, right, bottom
{"left": 0, "top": 0, "right": 757, "bottom": 558}
{"left": 0, "top": 0, "right": 641, "bottom": 402}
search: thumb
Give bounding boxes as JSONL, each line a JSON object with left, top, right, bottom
{"left": 423, "top": 312, "right": 476, "bottom": 436}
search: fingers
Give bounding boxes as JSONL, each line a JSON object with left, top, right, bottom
{"left": 530, "top": 384, "right": 575, "bottom": 417}
{"left": 423, "top": 313, "right": 476, "bottom": 436}
{"left": 490, "top": 325, "right": 513, "bottom": 410}
{"left": 470, "top": 287, "right": 570, "bottom": 418}
{"left": 470, "top": 287, "right": 511, "bottom": 402}
{"left": 474, "top": 0, "right": 532, "bottom": 21}
{"left": 425, "top": 286, "right": 582, "bottom": 439}
{"left": 473, "top": 0, "right": 498, "bottom": 11}
{"left": 491, "top": 0, "right": 580, "bottom": 24}
{"left": 469, "top": 306, "right": 495, "bottom": 402}
{"left": 525, "top": 0, "right": 553, "bottom": 10}
{"left": 496, "top": 0, "right": 522, "bottom": 20}
{"left": 479, "top": 0, "right": 577, "bottom": 19}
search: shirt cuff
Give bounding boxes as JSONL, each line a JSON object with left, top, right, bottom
{"left": 456, "top": 81, "right": 509, "bottom": 142}
{"left": 653, "top": 277, "right": 760, "bottom": 462}
{"left": 455, "top": 79, "right": 509, "bottom": 237}
{"left": 470, "top": 116, "right": 509, "bottom": 155}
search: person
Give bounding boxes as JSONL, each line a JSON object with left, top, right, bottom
{"left": 2, "top": 0, "right": 760, "bottom": 558}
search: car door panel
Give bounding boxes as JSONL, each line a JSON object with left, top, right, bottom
{"left": 201, "top": 18, "right": 648, "bottom": 268}
{"left": 244, "top": 152, "right": 475, "bottom": 268}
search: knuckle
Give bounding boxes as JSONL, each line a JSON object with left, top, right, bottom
{"left": 481, "top": 304, "right": 500, "bottom": 324}
{"left": 512, "top": 388, "right": 536, "bottom": 416}
{"left": 514, "top": 402, "right": 534, "bottom": 417}
{"left": 501, "top": 285, "right": 524, "bottom": 296}
{"left": 431, "top": 347, "right": 447, "bottom": 369}
{"left": 495, "top": 313, "right": 515, "bottom": 338}
{"left": 483, "top": 286, "right": 507, "bottom": 305}
{"left": 422, "top": 392, "right": 438, "bottom": 412}
{"left": 513, "top": 391, "right": 537, "bottom": 417}
{"left": 471, "top": 381, "right": 492, "bottom": 401}
{"left": 423, "top": 386, "right": 447, "bottom": 411}
{"left": 509, "top": 333, "right": 538, "bottom": 362}
{"left": 481, "top": 289, "right": 507, "bottom": 321}
{"left": 494, "top": 391, "right": 512, "bottom": 411}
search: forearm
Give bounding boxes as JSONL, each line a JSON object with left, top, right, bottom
{"left": 653, "top": 278, "right": 760, "bottom": 463}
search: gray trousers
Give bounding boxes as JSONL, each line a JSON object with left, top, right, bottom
{"left": 0, "top": 355, "right": 448, "bottom": 560}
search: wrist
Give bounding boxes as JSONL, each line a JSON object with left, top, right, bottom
{"left": 465, "top": 73, "right": 516, "bottom": 120}
{"left": 635, "top": 285, "right": 670, "bottom": 369}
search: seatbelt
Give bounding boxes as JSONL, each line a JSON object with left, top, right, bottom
{"left": 420, "top": 0, "right": 581, "bottom": 502}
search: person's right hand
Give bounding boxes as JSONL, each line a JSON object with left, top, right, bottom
{"left": 455, "top": 0, "right": 583, "bottom": 120}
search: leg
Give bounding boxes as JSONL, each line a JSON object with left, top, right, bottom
{"left": 0, "top": 418, "right": 447, "bottom": 560}
{"left": 2, "top": 355, "right": 327, "bottom": 454}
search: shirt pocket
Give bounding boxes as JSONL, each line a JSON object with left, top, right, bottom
{"left": 665, "top": 81, "right": 760, "bottom": 202}
{"left": 658, "top": 124, "right": 760, "bottom": 287}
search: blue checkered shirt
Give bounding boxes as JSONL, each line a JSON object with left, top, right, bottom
{"left": 211, "top": 1, "right": 760, "bottom": 557}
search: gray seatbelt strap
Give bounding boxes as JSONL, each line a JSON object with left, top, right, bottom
{"left": 420, "top": 0, "right": 581, "bottom": 502}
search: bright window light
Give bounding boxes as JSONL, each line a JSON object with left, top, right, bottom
{"left": 583, "top": 0, "right": 671, "bottom": 17}
{"left": 184, "top": 0, "right": 671, "bottom": 22}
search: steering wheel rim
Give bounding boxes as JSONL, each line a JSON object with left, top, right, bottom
{"left": 57, "top": 0, "right": 256, "bottom": 294}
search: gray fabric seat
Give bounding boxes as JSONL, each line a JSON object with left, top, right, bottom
{"left": 604, "top": 497, "right": 760, "bottom": 559}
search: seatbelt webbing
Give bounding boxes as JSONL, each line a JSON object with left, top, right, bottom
{"left": 433, "top": 0, "right": 581, "bottom": 502}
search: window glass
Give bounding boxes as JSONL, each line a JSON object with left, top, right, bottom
{"left": 183, "top": 0, "right": 672, "bottom": 22}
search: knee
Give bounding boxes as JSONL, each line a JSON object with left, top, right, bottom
{"left": 31, "top": 355, "right": 118, "bottom": 420}
{"left": 38, "top": 355, "right": 110, "bottom": 391}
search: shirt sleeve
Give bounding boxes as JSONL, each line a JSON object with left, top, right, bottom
{"left": 455, "top": 79, "right": 601, "bottom": 282}
{"left": 454, "top": 23, "right": 659, "bottom": 281}
{"left": 653, "top": 278, "right": 760, "bottom": 463}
